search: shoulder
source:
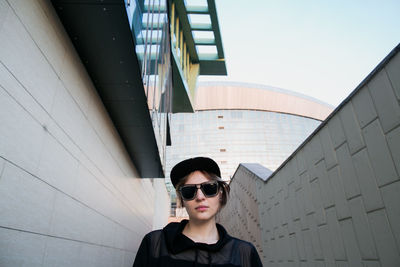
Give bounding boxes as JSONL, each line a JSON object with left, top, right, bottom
{"left": 142, "top": 221, "right": 182, "bottom": 244}
{"left": 229, "top": 237, "right": 263, "bottom": 266}
{"left": 138, "top": 228, "right": 167, "bottom": 258}
{"left": 217, "top": 223, "right": 257, "bottom": 255}
{"left": 230, "top": 237, "right": 257, "bottom": 252}
{"left": 142, "top": 229, "right": 163, "bottom": 242}
{"left": 224, "top": 237, "right": 262, "bottom": 266}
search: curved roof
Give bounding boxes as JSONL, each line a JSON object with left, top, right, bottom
{"left": 195, "top": 82, "right": 334, "bottom": 121}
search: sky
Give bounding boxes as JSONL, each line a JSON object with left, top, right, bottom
{"left": 199, "top": 0, "right": 400, "bottom": 107}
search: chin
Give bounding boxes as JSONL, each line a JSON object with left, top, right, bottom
{"left": 189, "top": 212, "right": 216, "bottom": 222}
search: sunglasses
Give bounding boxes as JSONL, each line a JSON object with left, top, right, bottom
{"left": 179, "top": 181, "right": 220, "bottom": 201}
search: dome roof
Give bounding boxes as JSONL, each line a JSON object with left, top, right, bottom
{"left": 195, "top": 82, "right": 334, "bottom": 121}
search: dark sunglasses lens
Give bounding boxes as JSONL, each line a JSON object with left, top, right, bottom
{"left": 181, "top": 186, "right": 196, "bottom": 200}
{"left": 202, "top": 183, "right": 218, "bottom": 197}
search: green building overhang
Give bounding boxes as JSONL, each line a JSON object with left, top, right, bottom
{"left": 162, "top": 0, "right": 227, "bottom": 113}
{"left": 172, "top": 48, "right": 195, "bottom": 113}
{"left": 170, "top": 0, "right": 226, "bottom": 75}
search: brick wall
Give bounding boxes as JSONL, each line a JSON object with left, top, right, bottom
{"left": 218, "top": 44, "right": 400, "bottom": 266}
{"left": 0, "top": 0, "right": 167, "bottom": 266}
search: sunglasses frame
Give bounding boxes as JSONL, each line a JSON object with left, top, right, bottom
{"left": 179, "top": 181, "right": 220, "bottom": 201}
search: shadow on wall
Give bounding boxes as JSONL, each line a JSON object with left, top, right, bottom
{"left": 218, "top": 43, "right": 400, "bottom": 266}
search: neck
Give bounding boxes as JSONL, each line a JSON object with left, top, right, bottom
{"left": 183, "top": 218, "right": 219, "bottom": 244}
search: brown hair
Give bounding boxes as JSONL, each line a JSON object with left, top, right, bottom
{"left": 176, "top": 170, "right": 230, "bottom": 208}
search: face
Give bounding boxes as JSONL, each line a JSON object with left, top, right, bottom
{"left": 181, "top": 170, "right": 221, "bottom": 223}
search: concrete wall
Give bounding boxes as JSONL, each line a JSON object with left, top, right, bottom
{"left": 217, "top": 164, "right": 265, "bottom": 257}
{"left": 218, "top": 45, "right": 400, "bottom": 266}
{"left": 152, "top": 178, "right": 171, "bottom": 230}
{"left": 0, "top": 0, "right": 168, "bottom": 266}
{"left": 217, "top": 163, "right": 272, "bottom": 259}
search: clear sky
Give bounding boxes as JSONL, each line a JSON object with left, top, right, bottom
{"left": 199, "top": 0, "right": 400, "bottom": 107}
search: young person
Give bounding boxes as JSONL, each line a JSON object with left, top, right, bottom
{"left": 133, "top": 157, "right": 263, "bottom": 267}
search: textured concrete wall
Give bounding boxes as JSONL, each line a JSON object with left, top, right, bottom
{"left": 152, "top": 178, "right": 171, "bottom": 230}
{"left": 218, "top": 45, "right": 400, "bottom": 266}
{"left": 217, "top": 164, "right": 269, "bottom": 258}
{"left": 0, "top": 0, "right": 168, "bottom": 266}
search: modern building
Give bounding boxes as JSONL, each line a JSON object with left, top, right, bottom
{"left": 166, "top": 82, "right": 333, "bottom": 214}
{"left": 0, "top": 0, "right": 225, "bottom": 266}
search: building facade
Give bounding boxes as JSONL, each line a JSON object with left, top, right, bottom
{"left": 166, "top": 82, "right": 333, "bottom": 214}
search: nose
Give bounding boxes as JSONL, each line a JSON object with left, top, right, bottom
{"left": 195, "top": 185, "right": 206, "bottom": 200}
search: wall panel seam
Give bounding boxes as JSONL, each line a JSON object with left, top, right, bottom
{"left": 0, "top": 157, "right": 143, "bottom": 236}
{"left": 0, "top": 225, "right": 135, "bottom": 252}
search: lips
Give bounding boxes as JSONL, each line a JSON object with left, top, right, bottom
{"left": 195, "top": 205, "right": 208, "bottom": 211}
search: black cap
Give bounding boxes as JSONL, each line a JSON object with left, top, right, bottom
{"left": 170, "top": 157, "right": 221, "bottom": 188}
